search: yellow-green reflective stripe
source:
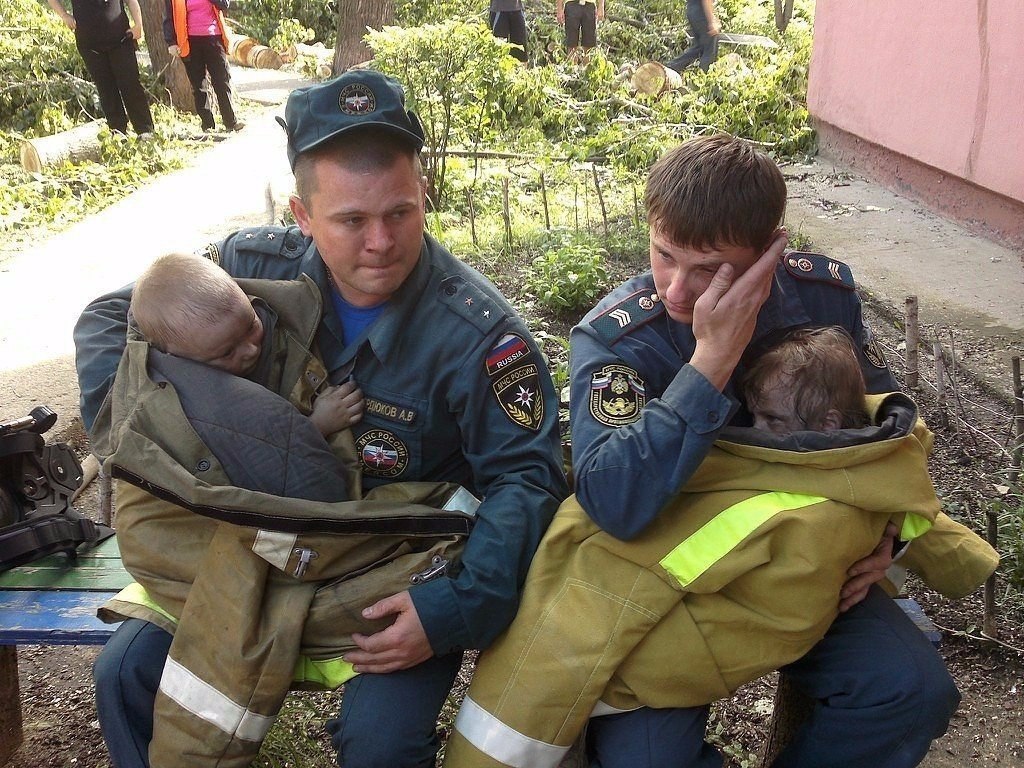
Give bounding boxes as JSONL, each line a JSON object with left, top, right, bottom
{"left": 900, "top": 512, "right": 933, "bottom": 542}
{"left": 114, "top": 582, "right": 178, "bottom": 625}
{"left": 660, "top": 492, "right": 828, "bottom": 588}
{"left": 292, "top": 655, "right": 359, "bottom": 689}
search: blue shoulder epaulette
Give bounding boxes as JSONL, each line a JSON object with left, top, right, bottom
{"left": 590, "top": 289, "right": 664, "bottom": 345}
{"left": 438, "top": 275, "right": 504, "bottom": 335}
{"left": 782, "top": 251, "right": 856, "bottom": 290}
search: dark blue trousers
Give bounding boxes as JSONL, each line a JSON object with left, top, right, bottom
{"left": 666, "top": 0, "right": 719, "bottom": 72}
{"left": 93, "top": 618, "right": 462, "bottom": 767}
{"left": 587, "top": 587, "right": 959, "bottom": 768}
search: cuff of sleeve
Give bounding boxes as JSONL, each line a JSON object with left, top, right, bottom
{"left": 661, "top": 364, "right": 734, "bottom": 434}
{"left": 409, "top": 577, "right": 468, "bottom": 657}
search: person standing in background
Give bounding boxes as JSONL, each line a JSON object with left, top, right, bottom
{"left": 163, "top": 0, "right": 244, "bottom": 132}
{"left": 556, "top": 0, "right": 604, "bottom": 63}
{"left": 489, "top": 0, "right": 528, "bottom": 63}
{"left": 666, "top": 0, "right": 719, "bottom": 72}
{"left": 46, "top": 0, "right": 155, "bottom": 138}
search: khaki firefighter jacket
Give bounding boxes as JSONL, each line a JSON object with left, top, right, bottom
{"left": 446, "top": 393, "right": 996, "bottom": 768}
{"left": 91, "top": 277, "right": 475, "bottom": 768}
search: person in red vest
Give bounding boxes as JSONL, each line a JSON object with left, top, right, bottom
{"left": 163, "top": 0, "right": 244, "bottom": 132}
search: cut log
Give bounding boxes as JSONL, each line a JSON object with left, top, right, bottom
{"left": 227, "top": 33, "right": 257, "bottom": 66}
{"left": 630, "top": 61, "right": 683, "bottom": 97}
{"left": 20, "top": 120, "right": 104, "bottom": 173}
{"left": 247, "top": 44, "right": 283, "bottom": 70}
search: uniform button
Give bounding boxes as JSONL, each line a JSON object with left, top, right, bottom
{"left": 196, "top": 459, "right": 211, "bottom": 472}
{"left": 443, "top": 283, "right": 458, "bottom": 296}
{"left": 708, "top": 411, "right": 719, "bottom": 423}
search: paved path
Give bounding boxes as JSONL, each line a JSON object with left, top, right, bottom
{"left": 1, "top": 66, "right": 1021, "bottom": 429}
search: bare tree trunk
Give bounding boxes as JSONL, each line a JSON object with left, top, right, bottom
{"left": 138, "top": 0, "right": 194, "bottom": 112}
{"left": 333, "top": 0, "right": 394, "bottom": 74}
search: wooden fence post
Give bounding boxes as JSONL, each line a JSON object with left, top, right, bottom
{"left": 540, "top": 172, "right": 551, "bottom": 231}
{"left": 591, "top": 164, "right": 609, "bottom": 241}
{"left": 501, "top": 177, "right": 512, "bottom": 249}
{"left": 905, "top": 296, "right": 919, "bottom": 388}
{"left": 467, "top": 188, "right": 477, "bottom": 247}
{"left": 933, "top": 341, "right": 949, "bottom": 430}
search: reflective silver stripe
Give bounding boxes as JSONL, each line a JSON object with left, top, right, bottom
{"left": 590, "top": 700, "right": 640, "bottom": 718}
{"left": 159, "top": 657, "right": 274, "bottom": 742}
{"left": 253, "top": 529, "right": 297, "bottom": 571}
{"left": 454, "top": 696, "right": 569, "bottom": 768}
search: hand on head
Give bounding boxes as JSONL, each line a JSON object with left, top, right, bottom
{"left": 689, "top": 229, "right": 787, "bottom": 390}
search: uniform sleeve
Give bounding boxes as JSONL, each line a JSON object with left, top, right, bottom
{"left": 74, "top": 284, "right": 134, "bottom": 432}
{"left": 408, "top": 322, "right": 569, "bottom": 654}
{"left": 568, "top": 323, "right": 734, "bottom": 541}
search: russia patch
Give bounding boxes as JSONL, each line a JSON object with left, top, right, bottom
{"left": 486, "top": 334, "right": 531, "bottom": 376}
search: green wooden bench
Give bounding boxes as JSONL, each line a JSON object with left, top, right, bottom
{"left": 0, "top": 536, "right": 130, "bottom": 763}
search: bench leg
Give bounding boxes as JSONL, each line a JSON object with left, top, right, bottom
{"left": 0, "top": 646, "right": 24, "bottom": 763}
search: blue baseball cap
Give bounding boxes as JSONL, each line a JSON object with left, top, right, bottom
{"left": 277, "top": 70, "right": 425, "bottom": 170}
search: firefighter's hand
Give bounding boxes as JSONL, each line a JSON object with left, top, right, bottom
{"left": 839, "top": 522, "right": 898, "bottom": 612}
{"left": 690, "top": 229, "right": 786, "bottom": 391}
{"left": 168, "top": 44, "right": 181, "bottom": 57}
{"left": 346, "top": 591, "right": 434, "bottom": 673}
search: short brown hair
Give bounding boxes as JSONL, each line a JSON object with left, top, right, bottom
{"left": 645, "top": 134, "right": 787, "bottom": 251}
{"left": 293, "top": 128, "right": 423, "bottom": 203}
{"left": 131, "top": 253, "right": 250, "bottom": 352}
{"left": 742, "top": 326, "right": 868, "bottom": 430}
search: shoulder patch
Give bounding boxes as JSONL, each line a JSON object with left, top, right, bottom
{"left": 589, "top": 364, "right": 646, "bottom": 427}
{"left": 439, "top": 276, "right": 504, "bottom": 334}
{"left": 231, "top": 226, "right": 307, "bottom": 260}
{"left": 196, "top": 242, "right": 220, "bottom": 265}
{"left": 486, "top": 334, "right": 543, "bottom": 431}
{"left": 590, "top": 289, "right": 664, "bottom": 345}
{"left": 862, "top": 329, "right": 888, "bottom": 370}
{"left": 783, "top": 252, "right": 855, "bottom": 290}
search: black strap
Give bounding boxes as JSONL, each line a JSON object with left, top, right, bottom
{"left": 0, "top": 513, "right": 114, "bottom": 572}
{"left": 112, "top": 466, "right": 475, "bottom": 537}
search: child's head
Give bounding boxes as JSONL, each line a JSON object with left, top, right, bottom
{"left": 741, "top": 326, "right": 868, "bottom": 435}
{"left": 131, "top": 253, "right": 264, "bottom": 377}
{"left": 645, "top": 133, "right": 787, "bottom": 253}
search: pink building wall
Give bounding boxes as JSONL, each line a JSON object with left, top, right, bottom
{"left": 807, "top": 1, "right": 1024, "bottom": 248}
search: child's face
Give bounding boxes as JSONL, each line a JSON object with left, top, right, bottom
{"left": 748, "top": 374, "right": 812, "bottom": 435}
{"left": 165, "top": 300, "right": 264, "bottom": 377}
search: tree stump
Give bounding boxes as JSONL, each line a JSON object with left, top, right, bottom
{"left": 760, "top": 673, "right": 814, "bottom": 767}
{"left": 19, "top": 121, "right": 104, "bottom": 173}
{"left": 630, "top": 61, "right": 683, "bottom": 97}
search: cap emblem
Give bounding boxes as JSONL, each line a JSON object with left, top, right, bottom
{"left": 339, "top": 83, "right": 376, "bottom": 115}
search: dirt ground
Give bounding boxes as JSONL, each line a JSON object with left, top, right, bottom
{"left": 2, "top": 144, "right": 1022, "bottom": 766}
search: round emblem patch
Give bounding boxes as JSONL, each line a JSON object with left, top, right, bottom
{"left": 796, "top": 257, "right": 814, "bottom": 272}
{"left": 356, "top": 429, "right": 408, "bottom": 477}
{"left": 638, "top": 294, "right": 658, "bottom": 311}
{"left": 338, "top": 83, "right": 376, "bottom": 115}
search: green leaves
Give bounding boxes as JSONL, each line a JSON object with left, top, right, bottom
{"left": 525, "top": 232, "right": 610, "bottom": 314}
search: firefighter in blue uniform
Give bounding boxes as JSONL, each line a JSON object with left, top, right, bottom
{"left": 75, "top": 70, "right": 568, "bottom": 768}
{"left": 568, "top": 134, "right": 959, "bottom": 767}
